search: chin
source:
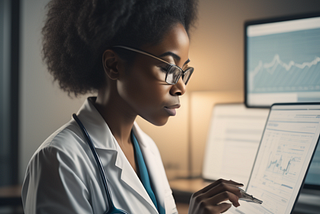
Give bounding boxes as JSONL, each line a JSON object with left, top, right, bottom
{"left": 144, "top": 116, "right": 170, "bottom": 126}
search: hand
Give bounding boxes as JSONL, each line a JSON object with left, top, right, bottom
{"left": 188, "top": 179, "right": 243, "bottom": 214}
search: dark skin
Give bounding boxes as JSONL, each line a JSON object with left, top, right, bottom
{"left": 94, "top": 22, "right": 243, "bottom": 213}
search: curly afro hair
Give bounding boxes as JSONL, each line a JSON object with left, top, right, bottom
{"left": 42, "top": 0, "right": 199, "bottom": 96}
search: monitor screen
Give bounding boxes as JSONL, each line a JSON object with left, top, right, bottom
{"left": 244, "top": 13, "right": 320, "bottom": 190}
{"left": 245, "top": 13, "right": 320, "bottom": 108}
{"left": 227, "top": 103, "right": 320, "bottom": 214}
{"left": 202, "top": 104, "right": 269, "bottom": 187}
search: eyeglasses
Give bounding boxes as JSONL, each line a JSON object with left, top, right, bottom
{"left": 113, "top": 46, "right": 194, "bottom": 85}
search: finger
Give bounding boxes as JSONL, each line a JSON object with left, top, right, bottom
{"left": 219, "top": 203, "right": 232, "bottom": 213}
{"left": 213, "top": 179, "right": 243, "bottom": 187}
{"left": 194, "top": 179, "right": 243, "bottom": 197}
{"left": 226, "top": 179, "right": 244, "bottom": 187}
{"left": 201, "top": 181, "right": 243, "bottom": 200}
{"left": 210, "top": 190, "right": 241, "bottom": 207}
{"left": 209, "top": 202, "right": 232, "bottom": 214}
{"left": 195, "top": 198, "right": 232, "bottom": 214}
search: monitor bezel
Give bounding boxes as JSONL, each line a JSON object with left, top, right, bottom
{"left": 244, "top": 12, "right": 320, "bottom": 109}
{"left": 302, "top": 132, "right": 320, "bottom": 191}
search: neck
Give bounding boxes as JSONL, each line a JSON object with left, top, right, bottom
{"left": 94, "top": 86, "right": 136, "bottom": 146}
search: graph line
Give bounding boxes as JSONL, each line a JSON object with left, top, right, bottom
{"left": 251, "top": 54, "right": 320, "bottom": 75}
{"left": 249, "top": 54, "right": 320, "bottom": 91}
{"left": 267, "top": 155, "right": 300, "bottom": 176}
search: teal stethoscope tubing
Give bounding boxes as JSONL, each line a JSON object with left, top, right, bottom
{"left": 72, "top": 114, "right": 128, "bottom": 214}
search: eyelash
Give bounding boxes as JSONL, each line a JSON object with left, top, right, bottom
{"left": 159, "top": 64, "right": 170, "bottom": 73}
{"left": 159, "top": 63, "right": 189, "bottom": 73}
{"left": 159, "top": 66, "right": 167, "bottom": 72}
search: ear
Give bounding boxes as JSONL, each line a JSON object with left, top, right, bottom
{"left": 102, "top": 49, "right": 120, "bottom": 80}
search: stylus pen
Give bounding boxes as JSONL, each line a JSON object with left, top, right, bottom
{"left": 238, "top": 188, "right": 263, "bottom": 204}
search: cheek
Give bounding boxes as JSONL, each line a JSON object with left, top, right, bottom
{"left": 117, "top": 65, "right": 174, "bottom": 126}
{"left": 117, "top": 69, "right": 169, "bottom": 110}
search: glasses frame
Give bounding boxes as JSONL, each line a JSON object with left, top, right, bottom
{"left": 113, "top": 45, "right": 194, "bottom": 85}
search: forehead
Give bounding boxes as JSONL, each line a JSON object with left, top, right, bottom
{"left": 142, "top": 23, "right": 190, "bottom": 63}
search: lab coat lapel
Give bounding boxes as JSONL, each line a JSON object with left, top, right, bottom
{"left": 75, "top": 98, "right": 158, "bottom": 212}
{"left": 89, "top": 130, "right": 158, "bottom": 213}
{"left": 96, "top": 147, "right": 158, "bottom": 213}
{"left": 114, "top": 148, "right": 158, "bottom": 212}
{"left": 133, "top": 124, "right": 167, "bottom": 212}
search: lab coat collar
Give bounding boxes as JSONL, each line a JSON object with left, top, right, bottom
{"left": 73, "top": 97, "right": 160, "bottom": 213}
{"left": 75, "top": 97, "right": 117, "bottom": 150}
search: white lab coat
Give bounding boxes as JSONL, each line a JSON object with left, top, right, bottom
{"left": 22, "top": 97, "right": 178, "bottom": 214}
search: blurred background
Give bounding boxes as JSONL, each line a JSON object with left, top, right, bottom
{"left": 1, "top": 0, "right": 320, "bottom": 213}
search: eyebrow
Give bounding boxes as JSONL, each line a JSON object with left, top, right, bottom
{"left": 159, "top": 52, "right": 190, "bottom": 66}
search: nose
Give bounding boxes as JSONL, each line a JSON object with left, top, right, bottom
{"left": 170, "top": 77, "right": 186, "bottom": 96}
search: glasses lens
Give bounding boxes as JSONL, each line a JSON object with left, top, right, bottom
{"left": 166, "top": 66, "right": 182, "bottom": 84}
{"left": 182, "top": 67, "right": 194, "bottom": 85}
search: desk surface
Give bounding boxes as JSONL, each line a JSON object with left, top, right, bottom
{"left": 0, "top": 185, "right": 22, "bottom": 206}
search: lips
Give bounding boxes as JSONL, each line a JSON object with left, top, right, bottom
{"left": 164, "top": 104, "right": 180, "bottom": 116}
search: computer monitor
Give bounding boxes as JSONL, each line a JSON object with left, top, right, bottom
{"left": 244, "top": 13, "right": 320, "bottom": 190}
{"left": 202, "top": 103, "right": 269, "bottom": 187}
{"left": 227, "top": 103, "right": 320, "bottom": 214}
{"left": 245, "top": 13, "right": 320, "bottom": 108}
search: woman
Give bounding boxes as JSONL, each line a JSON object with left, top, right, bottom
{"left": 22, "top": 0, "right": 243, "bottom": 213}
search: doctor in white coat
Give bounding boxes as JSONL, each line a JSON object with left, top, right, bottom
{"left": 22, "top": 97, "right": 177, "bottom": 213}
{"left": 22, "top": 0, "right": 243, "bottom": 213}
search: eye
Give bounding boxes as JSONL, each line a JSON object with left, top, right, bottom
{"left": 159, "top": 67, "right": 168, "bottom": 73}
{"left": 159, "top": 64, "right": 171, "bottom": 73}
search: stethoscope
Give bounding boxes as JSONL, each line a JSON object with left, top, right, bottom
{"left": 72, "top": 114, "right": 128, "bottom": 214}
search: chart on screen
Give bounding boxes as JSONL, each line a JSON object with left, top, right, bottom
{"left": 248, "top": 107, "right": 320, "bottom": 213}
{"left": 245, "top": 15, "right": 320, "bottom": 107}
{"left": 227, "top": 104, "right": 320, "bottom": 214}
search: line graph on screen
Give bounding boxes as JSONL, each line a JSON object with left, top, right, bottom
{"left": 266, "top": 154, "right": 301, "bottom": 177}
{"left": 249, "top": 54, "right": 320, "bottom": 93}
